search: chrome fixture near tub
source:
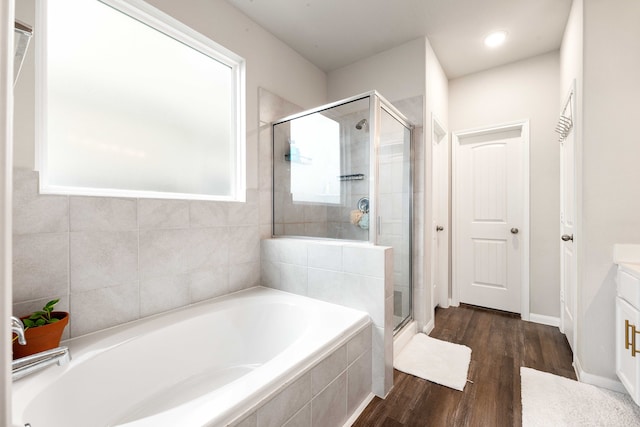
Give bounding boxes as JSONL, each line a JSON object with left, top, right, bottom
{"left": 11, "top": 314, "right": 71, "bottom": 381}
{"left": 12, "top": 346, "right": 71, "bottom": 381}
{"left": 355, "top": 118, "right": 368, "bottom": 130}
{"left": 11, "top": 316, "right": 26, "bottom": 345}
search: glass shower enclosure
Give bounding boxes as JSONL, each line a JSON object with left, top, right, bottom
{"left": 272, "top": 92, "right": 413, "bottom": 331}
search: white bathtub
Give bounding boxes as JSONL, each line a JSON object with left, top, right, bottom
{"left": 12, "top": 287, "right": 372, "bottom": 427}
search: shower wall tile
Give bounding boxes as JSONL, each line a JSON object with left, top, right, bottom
{"left": 228, "top": 225, "right": 260, "bottom": 265}
{"left": 278, "top": 263, "right": 308, "bottom": 295}
{"left": 284, "top": 223, "right": 305, "bottom": 236}
{"left": 70, "top": 196, "right": 137, "bottom": 231}
{"left": 189, "top": 200, "right": 228, "bottom": 228}
{"left": 13, "top": 232, "right": 68, "bottom": 302}
{"left": 139, "top": 227, "right": 228, "bottom": 280}
{"left": 189, "top": 266, "right": 229, "bottom": 302}
{"left": 347, "top": 325, "right": 372, "bottom": 364}
{"left": 259, "top": 190, "right": 272, "bottom": 226}
{"left": 342, "top": 273, "right": 385, "bottom": 327}
{"left": 342, "top": 245, "right": 385, "bottom": 278}
{"left": 138, "top": 199, "right": 189, "bottom": 229}
{"left": 234, "top": 413, "right": 257, "bottom": 427}
{"left": 139, "top": 275, "right": 190, "bottom": 317}
{"left": 13, "top": 169, "right": 68, "bottom": 235}
{"left": 260, "top": 260, "right": 281, "bottom": 289}
{"left": 228, "top": 189, "right": 259, "bottom": 226}
{"left": 259, "top": 224, "right": 272, "bottom": 240}
{"left": 70, "top": 230, "right": 138, "bottom": 292}
{"left": 139, "top": 228, "right": 194, "bottom": 279}
{"left": 311, "top": 344, "right": 347, "bottom": 395}
{"left": 257, "top": 372, "right": 310, "bottom": 427}
{"left": 307, "top": 243, "right": 342, "bottom": 271}
{"left": 13, "top": 165, "right": 268, "bottom": 339}
{"left": 282, "top": 404, "right": 310, "bottom": 427}
{"left": 311, "top": 372, "right": 347, "bottom": 427}
{"left": 260, "top": 237, "right": 392, "bottom": 398}
{"left": 70, "top": 281, "right": 139, "bottom": 336}
{"left": 307, "top": 268, "right": 343, "bottom": 303}
{"left": 229, "top": 261, "right": 260, "bottom": 293}
{"left": 347, "top": 349, "right": 372, "bottom": 414}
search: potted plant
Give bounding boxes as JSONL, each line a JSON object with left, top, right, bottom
{"left": 12, "top": 299, "right": 69, "bottom": 360}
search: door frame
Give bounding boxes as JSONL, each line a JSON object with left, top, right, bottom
{"left": 451, "top": 120, "right": 530, "bottom": 320}
{"left": 430, "top": 113, "right": 449, "bottom": 309}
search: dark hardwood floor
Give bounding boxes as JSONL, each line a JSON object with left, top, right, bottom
{"left": 354, "top": 304, "right": 576, "bottom": 427}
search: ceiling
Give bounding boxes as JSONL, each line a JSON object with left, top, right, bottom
{"left": 224, "top": 0, "right": 572, "bottom": 79}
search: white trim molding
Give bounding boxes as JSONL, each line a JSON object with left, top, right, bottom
{"left": 393, "top": 320, "right": 417, "bottom": 359}
{"left": 529, "top": 313, "right": 560, "bottom": 327}
{"left": 422, "top": 318, "right": 435, "bottom": 335}
{"left": 574, "top": 357, "right": 626, "bottom": 394}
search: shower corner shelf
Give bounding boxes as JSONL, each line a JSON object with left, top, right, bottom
{"left": 338, "top": 174, "right": 365, "bottom": 181}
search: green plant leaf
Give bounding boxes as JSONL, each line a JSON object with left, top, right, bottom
{"left": 44, "top": 299, "right": 59, "bottom": 309}
{"left": 49, "top": 318, "right": 59, "bottom": 323}
{"left": 35, "top": 318, "right": 46, "bottom": 326}
{"left": 23, "top": 319, "right": 35, "bottom": 328}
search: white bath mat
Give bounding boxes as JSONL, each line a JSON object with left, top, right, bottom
{"left": 521, "top": 367, "right": 640, "bottom": 426}
{"left": 394, "top": 333, "right": 471, "bottom": 391}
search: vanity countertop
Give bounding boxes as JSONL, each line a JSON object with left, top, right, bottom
{"left": 619, "top": 262, "right": 640, "bottom": 278}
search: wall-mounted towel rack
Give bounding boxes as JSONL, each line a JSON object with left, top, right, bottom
{"left": 556, "top": 90, "right": 574, "bottom": 142}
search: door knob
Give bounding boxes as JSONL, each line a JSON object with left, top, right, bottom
{"left": 436, "top": 225, "right": 444, "bottom": 232}
{"left": 561, "top": 234, "right": 573, "bottom": 241}
{"left": 510, "top": 228, "right": 519, "bottom": 234}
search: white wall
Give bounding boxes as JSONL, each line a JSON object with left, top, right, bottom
{"left": 449, "top": 51, "right": 561, "bottom": 318}
{"left": 327, "top": 37, "right": 426, "bottom": 103}
{"left": 576, "top": 0, "right": 640, "bottom": 382}
{"left": 421, "top": 39, "right": 448, "bottom": 330}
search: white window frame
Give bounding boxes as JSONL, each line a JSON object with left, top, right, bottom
{"left": 35, "top": 0, "right": 246, "bottom": 201}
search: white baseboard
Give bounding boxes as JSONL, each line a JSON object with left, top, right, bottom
{"left": 393, "top": 320, "right": 417, "bottom": 359}
{"left": 422, "top": 318, "right": 435, "bottom": 335}
{"left": 528, "top": 313, "right": 560, "bottom": 327}
{"left": 343, "top": 392, "right": 375, "bottom": 427}
{"left": 574, "top": 357, "right": 627, "bottom": 393}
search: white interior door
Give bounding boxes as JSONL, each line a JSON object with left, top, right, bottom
{"left": 431, "top": 115, "right": 449, "bottom": 308}
{"left": 453, "top": 123, "right": 528, "bottom": 314}
{"left": 560, "top": 90, "right": 577, "bottom": 353}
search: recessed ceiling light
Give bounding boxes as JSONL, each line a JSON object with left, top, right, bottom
{"left": 484, "top": 31, "right": 507, "bottom": 48}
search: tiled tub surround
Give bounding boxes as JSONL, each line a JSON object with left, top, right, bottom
{"left": 12, "top": 288, "right": 373, "bottom": 427}
{"left": 261, "top": 237, "right": 393, "bottom": 398}
{"left": 12, "top": 168, "right": 261, "bottom": 338}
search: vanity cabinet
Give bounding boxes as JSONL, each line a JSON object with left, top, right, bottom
{"left": 616, "top": 265, "right": 640, "bottom": 405}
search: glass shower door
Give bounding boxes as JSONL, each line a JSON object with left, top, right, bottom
{"left": 377, "top": 107, "right": 412, "bottom": 330}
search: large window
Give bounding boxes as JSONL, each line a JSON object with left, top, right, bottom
{"left": 37, "top": 0, "right": 246, "bottom": 200}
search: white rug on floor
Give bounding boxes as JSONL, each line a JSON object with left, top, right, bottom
{"left": 521, "top": 367, "right": 640, "bottom": 426}
{"left": 394, "top": 333, "right": 471, "bottom": 391}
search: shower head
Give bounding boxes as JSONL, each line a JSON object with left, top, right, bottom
{"left": 355, "top": 119, "right": 368, "bottom": 130}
